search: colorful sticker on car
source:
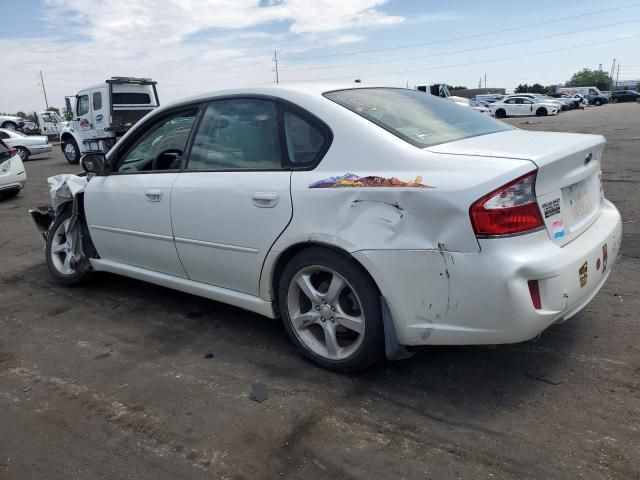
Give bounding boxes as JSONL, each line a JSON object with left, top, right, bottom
{"left": 542, "top": 198, "right": 561, "bottom": 218}
{"left": 309, "top": 173, "right": 432, "bottom": 189}
{"left": 552, "top": 219, "right": 565, "bottom": 239}
{"left": 79, "top": 118, "right": 92, "bottom": 130}
{"left": 579, "top": 261, "right": 588, "bottom": 288}
{"left": 95, "top": 114, "right": 104, "bottom": 122}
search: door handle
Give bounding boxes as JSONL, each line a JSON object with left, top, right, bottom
{"left": 251, "top": 192, "right": 279, "bottom": 208}
{"left": 145, "top": 189, "right": 163, "bottom": 202}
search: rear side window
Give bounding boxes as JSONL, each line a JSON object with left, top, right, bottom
{"left": 93, "top": 92, "right": 102, "bottom": 110}
{"left": 283, "top": 111, "right": 327, "bottom": 166}
{"left": 187, "top": 99, "right": 282, "bottom": 171}
{"left": 113, "top": 92, "right": 151, "bottom": 104}
{"left": 324, "top": 88, "right": 512, "bottom": 148}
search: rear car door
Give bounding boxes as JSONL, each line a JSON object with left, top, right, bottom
{"left": 171, "top": 98, "right": 329, "bottom": 296}
{"left": 84, "top": 106, "right": 199, "bottom": 277}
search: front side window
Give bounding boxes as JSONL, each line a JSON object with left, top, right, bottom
{"left": 325, "top": 88, "right": 511, "bottom": 148}
{"left": 283, "top": 111, "right": 327, "bottom": 165}
{"left": 187, "top": 99, "right": 282, "bottom": 171}
{"left": 93, "top": 92, "right": 102, "bottom": 110}
{"left": 116, "top": 108, "right": 198, "bottom": 173}
{"left": 77, "top": 95, "right": 89, "bottom": 116}
{"left": 0, "top": 131, "right": 9, "bottom": 139}
{"left": 504, "top": 98, "right": 516, "bottom": 104}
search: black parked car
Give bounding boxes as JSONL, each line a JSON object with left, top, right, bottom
{"left": 611, "top": 90, "right": 640, "bottom": 103}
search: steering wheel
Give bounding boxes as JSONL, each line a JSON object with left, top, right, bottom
{"left": 151, "top": 149, "right": 183, "bottom": 171}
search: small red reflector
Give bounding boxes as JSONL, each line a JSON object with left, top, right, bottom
{"left": 528, "top": 280, "right": 542, "bottom": 310}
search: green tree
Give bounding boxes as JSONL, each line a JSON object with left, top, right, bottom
{"left": 566, "top": 68, "right": 613, "bottom": 91}
{"left": 15, "top": 111, "right": 27, "bottom": 119}
{"left": 46, "top": 106, "right": 60, "bottom": 114}
{"left": 514, "top": 83, "right": 545, "bottom": 94}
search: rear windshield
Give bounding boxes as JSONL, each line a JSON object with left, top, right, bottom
{"left": 324, "top": 88, "right": 512, "bottom": 147}
{"left": 113, "top": 92, "right": 152, "bottom": 105}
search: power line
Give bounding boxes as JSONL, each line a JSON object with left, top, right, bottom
{"left": 279, "top": 19, "right": 638, "bottom": 73}
{"left": 301, "top": 35, "right": 638, "bottom": 82}
{"left": 281, "top": 2, "right": 640, "bottom": 61}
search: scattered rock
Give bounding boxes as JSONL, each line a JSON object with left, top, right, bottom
{"left": 250, "top": 383, "right": 268, "bottom": 403}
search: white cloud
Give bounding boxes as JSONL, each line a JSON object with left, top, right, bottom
{"left": 0, "top": 0, "right": 406, "bottom": 111}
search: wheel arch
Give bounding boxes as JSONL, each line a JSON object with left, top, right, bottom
{"left": 266, "top": 241, "right": 381, "bottom": 315}
{"left": 60, "top": 132, "right": 76, "bottom": 143}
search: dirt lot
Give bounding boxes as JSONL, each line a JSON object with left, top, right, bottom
{"left": 1, "top": 103, "right": 639, "bottom": 480}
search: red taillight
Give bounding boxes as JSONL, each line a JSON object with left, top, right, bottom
{"left": 527, "top": 280, "right": 542, "bottom": 310}
{"left": 10, "top": 148, "right": 17, "bottom": 155}
{"left": 470, "top": 171, "right": 544, "bottom": 236}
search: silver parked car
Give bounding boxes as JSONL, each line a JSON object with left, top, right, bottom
{"left": 0, "top": 129, "right": 52, "bottom": 161}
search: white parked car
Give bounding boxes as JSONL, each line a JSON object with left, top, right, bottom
{"left": 0, "top": 115, "right": 25, "bottom": 131}
{"left": 0, "top": 139, "right": 26, "bottom": 198}
{"left": 33, "top": 85, "right": 621, "bottom": 372}
{"left": 491, "top": 96, "right": 559, "bottom": 118}
{"left": 0, "top": 129, "right": 52, "bottom": 161}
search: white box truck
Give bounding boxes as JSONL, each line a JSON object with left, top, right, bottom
{"left": 60, "top": 77, "right": 159, "bottom": 164}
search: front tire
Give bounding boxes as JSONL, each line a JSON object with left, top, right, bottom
{"left": 536, "top": 107, "right": 548, "bottom": 116}
{"left": 62, "top": 139, "right": 80, "bottom": 164}
{"left": 593, "top": 99, "right": 602, "bottom": 106}
{"left": 278, "top": 247, "right": 384, "bottom": 373}
{"left": 1, "top": 121, "right": 17, "bottom": 130}
{"left": 45, "top": 209, "right": 87, "bottom": 286}
{"left": 494, "top": 109, "right": 506, "bottom": 118}
{"left": 15, "top": 146, "right": 29, "bottom": 161}
{"left": 612, "top": 98, "right": 619, "bottom": 103}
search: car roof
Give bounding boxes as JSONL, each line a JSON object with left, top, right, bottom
{"left": 160, "top": 82, "right": 395, "bottom": 110}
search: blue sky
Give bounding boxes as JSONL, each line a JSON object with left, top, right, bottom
{"left": 0, "top": 0, "right": 638, "bottom": 112}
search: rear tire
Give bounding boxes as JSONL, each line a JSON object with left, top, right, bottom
{"left": 62, "top": 139, "right": 80, "bottom": 164}
{"left": 0, "top": 188, "right": 19, "bottom": 199}
{"left": 45, "top": 209, "right": 87, "bottom": 286}
{"left": 278, "top": 247, "right": 384, "bottom": 373}
{"left": 495, "top": 109, "right": 506, "bottom": 118}
{"left": 536, "top": 107, "right": 548, "bottom": 116}
{"left": 593, "top": 99, "right": 602, "bottom": 106}
{"left": 15, "top": 146, "right": 29, "bottom": 161}
{"left": 612, "top": 98, "right": 619, "bottom": 103}
{"left": 1, "top": 121, "right": 17, "bottom": 130}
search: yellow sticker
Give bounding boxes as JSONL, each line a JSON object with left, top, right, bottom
{"left": 579, "top": 261, "right": 588, "bottom": 288}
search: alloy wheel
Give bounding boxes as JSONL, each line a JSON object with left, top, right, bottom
{"left": 50, "top": 218, "right": 76, "bottom": 275}
{"left": 287, "top": 266, "right": 365, "bottom": 360}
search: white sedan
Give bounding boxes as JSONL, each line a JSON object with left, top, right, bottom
{"left": 491, "top": 96, "right": 559, "bottom": 118}
{"left": 0, "top": 129, "right": 53, "bottom": 161}
{"left": 34, "top": 84, "right": 621, "bottom": 372}
{"left": 0, "top": 139, "right": 27, "bottom": 198}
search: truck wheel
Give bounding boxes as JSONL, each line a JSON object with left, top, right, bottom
{"left": 62, "top": 139, "right": 80, "bottom": 164}
{"left": 536, "top": 107, "right": 548, "bottom": 116}
{"left": 494, "top": 109, "right": 506, "bottom": 118}
{"left": 15, "top": 147, "right": 30, "bottom": 161}
{"left": 1, "top": 121, "right": 17, "bottom": 130}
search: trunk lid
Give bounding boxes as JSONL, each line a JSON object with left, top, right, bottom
{"left": 427, "top": 130, "right": 604, "bottom": 246}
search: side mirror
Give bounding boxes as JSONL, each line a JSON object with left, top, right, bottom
{"left": 80, "top": 152, "right": 107, "bottom": 174}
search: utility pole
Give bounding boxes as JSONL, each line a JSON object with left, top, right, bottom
{"left": 484, "top": 73, "right": 487, "bottom": 89}
{"left": 39, "top": 70, "right": 49, "bottom": 109}
{"left": 478, "top": 77, "right": 482, "bottom": 88}
{"left": 615, "top": 63, "right": 620, "bottom": 89}
{"left": 273, "top": 50, "right": 279, "bottom": 84}
{"left": 609, "top": 58, "right": 616, "bottom": 81}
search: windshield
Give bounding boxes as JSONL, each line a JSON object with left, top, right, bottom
{"left": 324, "top": 88, "right": 511, "bottom": 148}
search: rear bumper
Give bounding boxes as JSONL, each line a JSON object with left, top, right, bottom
{"left": 353, "top": 200, "right": 622, "bottom": 346}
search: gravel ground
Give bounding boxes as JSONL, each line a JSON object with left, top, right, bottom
{"left": 1, "top": 103, "right": 638, "bottom": 480}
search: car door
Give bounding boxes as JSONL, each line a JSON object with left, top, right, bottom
{"left": 502, "top": 98, "right": 516, "bottom": 115}
{"left": 75, "top": 93, "right": 94, "bottom": 138}
{"left": 84, "top": 106, "right": 200, "bottom": 277}
{"left": 171, "top": 98, "right": 329, "bottom": 296}
{"left": 91, "top": 88, "right": 109, "bottom": 138}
